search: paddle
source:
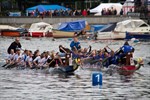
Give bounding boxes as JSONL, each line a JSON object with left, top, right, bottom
{"left": 102, "top": 46, "right": 121, "bottom": 63}
{"left": 91, "top": 46, "right": 121, "bottom": 67}
{"left": 46, "top": 52, "right": 61, "bottom": 68}
{"left": 1, "top": 63, "right": 9, "bottom": 67}
{"left": 5, "top": 62, "right": 17, "bottom": 69}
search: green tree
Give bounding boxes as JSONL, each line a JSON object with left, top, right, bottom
{"left": 0, "top": 0, "right": 5, "bottom": 12}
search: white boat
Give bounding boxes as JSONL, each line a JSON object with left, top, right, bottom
{"left": 0, "top": 25, "right": 28, "bottom": 37}
{"left": 29, "top": 22, "right": 53, "bottom": 37}
{"left": 95, "top": 19, "right": 150, "bottom": 40}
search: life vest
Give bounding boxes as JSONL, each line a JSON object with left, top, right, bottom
{"left": 121, "top": 45, "right": 133, "bottom": 54}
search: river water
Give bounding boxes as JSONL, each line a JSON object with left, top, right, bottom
{"left": 0, "top": 37, "right": 150, "bottom": 100}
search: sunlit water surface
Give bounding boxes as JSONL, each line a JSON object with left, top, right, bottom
{"left": 0, "top": 37, "right": 150, "bottom": 100}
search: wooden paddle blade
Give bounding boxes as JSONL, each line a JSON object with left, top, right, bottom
{"left": 1, "top": 63, "right": 8, "bottom": 67}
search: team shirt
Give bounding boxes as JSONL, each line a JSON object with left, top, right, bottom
{"left": 33, "top": 56, "right": 47, "bottom": 66}
{"left": 7, "top": 53, "right": 15, "bottom": 61}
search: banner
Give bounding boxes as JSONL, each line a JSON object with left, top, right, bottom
{"left": 9, "top": 12, "right": 21, "bottom": 16}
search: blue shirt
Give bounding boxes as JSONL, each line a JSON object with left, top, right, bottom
{"left": 70, "top": 41, "right": 81, "bottom": 50}
{"left": 121, "top": 45, "right": 134, "bottom": 54}
{"left": 109, "top": 55, "right": 118, "bottom": 65}
{"left": 93, "top": 54, "right": 105, "bottom": 60}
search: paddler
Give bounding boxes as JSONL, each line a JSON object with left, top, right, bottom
{"left": 6, "top": 49, "right": 15, "bottom": 64}
{"left": 26, "top": 51, "right": 33, "bottom": 68}
{"left": 70, "top": 36, "right": 81, "bottom": 51}
{"left": 7, "top": 37, "right": 22, "bottom": 54}
{"left": 117, "top": 41, "right": 135, "bottom": 65}
{"left": 10, "top": 48, "right": 23, "bottom": 68}
{"left": 46, "top": 51, "right": 63, "bottom": 67}
{"left": 5, "top": 48, "right": 23, "bottom": 69}
{"left": 33, "top": 52, "right": 47, "bottom": 69}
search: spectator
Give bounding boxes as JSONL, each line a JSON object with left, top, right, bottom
{"left": 127, "top": 8, "right": 133, "bottom": 15}
{"left": 114, "top": 8, "right": 117, "bottom": 15}
{"left": 73, "top": 10, "right": 76, "bottom": 16}
{"left": 87, "top": 8, "right": 90, "bottom": 15}
{"left": 64, "top": 10, "right": 69, "bottom": 16}
{"left": 111, "top": 7, "right": 114, "bottom": 15}
{"left": 120, "top": 9, "right": 123, "bottom": 15}
{"left": 101, "top": 8, "right": 104, "bottom": 15}
{"left": 82, "top": 9, "right": 87, "bottom": 17}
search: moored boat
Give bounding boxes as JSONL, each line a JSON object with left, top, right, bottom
{"left": 53, "top": 30, "right": 75, "bottom": 38}
{"left": 52, "top": 20, "right": 90, "bottom": 38}
{"left": 1, "top": 30, "right": 21, "bottom": 37}
{"left": 0, "top": 25, "right": 28, "bottom": 37}
{"left": 29, "top": 22, "right": 53, "bottom": 37}
{"left": 94, "top": 19, "right": 150, "bottom": 40}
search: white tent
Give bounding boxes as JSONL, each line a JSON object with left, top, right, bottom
{"left": 123, "top": 0, "right": 134, "bottom": 15}
{"left": 90, "top": 3, "right": 123, "bottom": 16}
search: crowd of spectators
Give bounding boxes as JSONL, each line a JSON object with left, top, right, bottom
{"left": 28, "top": 8, "right": 91, "bottom": 17}
{"left": 101, "top": 7, "right": 117, "bottom": 15}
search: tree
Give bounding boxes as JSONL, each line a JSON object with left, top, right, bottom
{"left": 0, "top": 0, "right": 5, "bottom": 12}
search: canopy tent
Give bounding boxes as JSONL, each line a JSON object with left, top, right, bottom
{"left": 90, "top": 3, "right": 122, "bottom": 16}
{"left": 27, "top": 5, "right": 47, "bottom": 13}
{"left": 57, "top": 20, "right": 86, "bottom": 31}
{"left": 123, "top": 0, "right": 134, "bottom": 15}
{"left": 26, "top": 5, "right": 70, "bottom": 14}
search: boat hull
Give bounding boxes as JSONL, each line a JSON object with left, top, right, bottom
{"left": 1, "top": 30, "right": 20, "bottom": 37}
{"left": 117, "top": 65, "right": 136, "bottom": 76}
{"left": 126, "top": 32, "right": 150, "bottom": 39}
{"left": 29, "top": 32, "right": 53, "bottom": 37}
{"left": 53, "top": 30, "right": 75, "bottom": 38}
{"left": 96, "top": 31, "right": 126, "bottom": 40}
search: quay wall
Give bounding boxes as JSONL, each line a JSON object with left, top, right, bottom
{"left": 0, "top": 16, "right": 139, "bottom": 25}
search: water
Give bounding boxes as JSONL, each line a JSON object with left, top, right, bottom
{"left": 0, "top": 37, "right": 150, "bottom": 100}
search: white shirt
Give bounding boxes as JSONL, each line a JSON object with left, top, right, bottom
{"left": 26, "top": 56, "right": 33, "bottom": 63}
{"left": 38, "top": 57, "right": 47, "bottom": 66}
{"left": 13, "top": 54, "right": 22, "bottom": 62}
{"left": 7, "top": 53, "right": 15, "bottom": 61}
{"left": 33, "top": 56, "right": 41, "bottom": 62}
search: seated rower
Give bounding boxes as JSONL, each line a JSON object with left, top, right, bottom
{"left": 32, "top": 50, "right": 40, "bottom": 60}
{"left": 22, "top": 50, "right": 30, "bottom": 66}
{"left": 6, "top": 48, "right": 23, "bottom": 68}
{"left": 33, "top": 52, "right": 47, "bottom": 68}
{"left": 58, "top": 45, "right": 72, "bottom": 66}
{"left": 26, "top": 51, "right": 33, "bottom": 68}
{"left": 80, "top": 45, "right": 92, "bottom": 57}
{"left": 89, "top": 50, "right": 105, "bottom": 65}
{"left": 6, "top": 49, "right": 15, "bottom": 64}
{"left": 105, "top": 46, "right": 118, "bottom": 65}
{"left": 45, "top": 51, "right": 63, "bottom": 68}
{"left": 13, "top": 49, "right": 22, "bottom": 63}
